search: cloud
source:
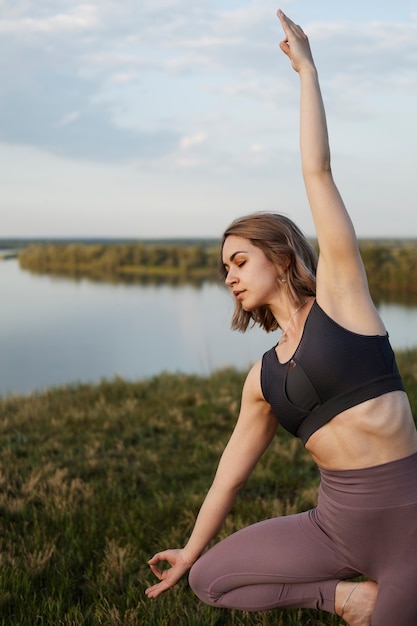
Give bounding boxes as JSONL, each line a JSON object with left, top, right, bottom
{"left": 0, "top": 76, "right": 179, "bottom": 162}
{"left": 0, "top": 1, "right": 182, "bottom": 162}
{"left": 59, "top": 111, "right": 81, "bottom": 126}
{"left": 0, "top": 4, "right": 99, "bottom": 34}
{"left": 1, "top": 0, "right": 416, "bottom": 166}
{"left": 306, "top": 19, "right": 417, "bottom": 83}
{"left": 180, "top": 132, "right": 207, "bottom": 149}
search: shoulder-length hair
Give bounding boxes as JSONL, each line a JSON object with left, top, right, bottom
{"left": 219, "top": 212, "right": 317, "bottom": 333}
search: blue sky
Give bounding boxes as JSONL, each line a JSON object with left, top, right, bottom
{"left": 1, "top": 0, "right": 416, "bottom": 238}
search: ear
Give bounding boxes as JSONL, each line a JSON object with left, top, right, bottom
{"left": 279, "top": 257, "right": 291, "bottom": 274}
{"left": 277, "top": 257, "right": 291, "bottom": 283}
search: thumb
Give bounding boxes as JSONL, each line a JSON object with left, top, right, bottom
{"left": 279, "top": 39, "right": 290, "bottom": 56}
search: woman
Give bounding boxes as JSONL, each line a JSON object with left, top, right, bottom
{"left": 146, "top": 11, "right": 417, "bottom": 625}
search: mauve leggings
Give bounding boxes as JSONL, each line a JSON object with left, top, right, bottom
{"left": 189, "top": 452, "right": 417, "bottom": 625}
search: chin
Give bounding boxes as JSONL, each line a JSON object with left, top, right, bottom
{"left": 241, "top": 302, "right": 255, "bottom": 312}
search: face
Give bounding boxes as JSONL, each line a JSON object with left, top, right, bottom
{"left": 222, "top": 235, "right": 281, "bottom": 311}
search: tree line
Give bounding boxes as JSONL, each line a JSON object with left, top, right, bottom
{"left": 360, "top": 242, "right": 417, "bottom": 298}
{"left": 18, "top": 242, "right": 220, "bottom": 283}
{"left": 18, "top": 240, "right": 417, "bottom": 299}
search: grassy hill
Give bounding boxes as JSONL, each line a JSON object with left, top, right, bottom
{"left": 0, "top": 351, "right": 416, "bottom": 624}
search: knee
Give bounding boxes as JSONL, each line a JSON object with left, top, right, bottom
{"left": 188, "top": 556, "right": 215, "bottom": 606}
{"left": 188, "top": 558, "right": 207, "bottom": 600}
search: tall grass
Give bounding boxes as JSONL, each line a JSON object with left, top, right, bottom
{"left": 1, "top": 352, "right": 416, "bottom": 625}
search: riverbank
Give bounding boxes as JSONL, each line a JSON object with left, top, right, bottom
{"left": 1, "top": 354, "right": 416, "bottom": 625}
{"left": 14, "top": 239, "right": 417, "bottom": 298}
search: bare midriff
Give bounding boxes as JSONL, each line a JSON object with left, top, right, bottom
{"left": 305, "top": 390, "right": 417, "bottom": 470}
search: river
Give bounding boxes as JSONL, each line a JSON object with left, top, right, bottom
{"left": 1, "top": 258, "right": 417, "bottom": 397}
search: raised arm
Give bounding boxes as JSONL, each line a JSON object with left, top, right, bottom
{"left": 277, "top": 11, "right": 377, "bottom": 322}
{"left": 145, "top": 362, "right": 277, "bottom": 599}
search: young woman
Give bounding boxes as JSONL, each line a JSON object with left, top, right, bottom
{"left": 146, "top": 11, "right": 417, "bottom": 625}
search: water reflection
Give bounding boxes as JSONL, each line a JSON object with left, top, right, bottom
{"left": 17, "top": 262, "right": 417, "bottom": 305}
{"left": 1, "top": 259, "right": 417, "bottom": 397}
{"left": 371, "top": 290, "right": 417, "bottom": 307}
{"left": 20, "top": 265, "right": 220, "bottom": 288}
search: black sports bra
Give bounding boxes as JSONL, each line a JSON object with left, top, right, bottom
{"left": 261, "top": 300, "right": 405, "bottom": 444}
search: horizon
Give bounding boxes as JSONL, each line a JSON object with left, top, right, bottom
{"left": 2, "top": 236, "right": 417, "bottom": 247}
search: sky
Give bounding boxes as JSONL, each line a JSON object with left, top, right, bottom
{"left": 1, "top": 0, "right": 416, "bottom": 239}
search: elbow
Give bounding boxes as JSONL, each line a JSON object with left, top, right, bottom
{"left": 302, "top": 158, "right": 332, "bottom": 180}
{"left": 212, "top": 474, "right": 247, "bottom": 497}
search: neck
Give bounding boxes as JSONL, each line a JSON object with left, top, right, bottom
{"left": 279, "top": 297, "right": 312, "bottom": 343}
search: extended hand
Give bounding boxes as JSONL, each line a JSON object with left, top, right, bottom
{"left": 145, "top": 549, "right": 193, "bottom": 599}
{"left": 277, "top": 9, "right": 315, "bottom": 73}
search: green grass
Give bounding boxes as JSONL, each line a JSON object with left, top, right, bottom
{"left": 1, "top": 353, "right": 416, "bottom": 625}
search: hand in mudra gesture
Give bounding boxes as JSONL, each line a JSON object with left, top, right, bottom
{"left": 145, "top": 549, "right": 192, "bottom": 599}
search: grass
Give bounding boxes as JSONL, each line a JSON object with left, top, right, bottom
{"left": 1, "top": 351, "right": 416, "bottom": 625}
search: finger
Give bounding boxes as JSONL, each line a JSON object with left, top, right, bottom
{"left": 148, "top": 553, "right": 169, "bottom": 578}
{"left": 147, "top": 552, "right": 163, "bottom": 565}
{"left": 145, "top": 580, "right": 171, "bottom": 599}
{"left": 277, "top": 9, "right": 290, "bottom": 34}
{"left": 277, "top": 10, "right": 305, "bottom": 40}
{"left": 149, "top": 562, "right": 172, "bottom": 582}
{"left": 148, "top": 563, "right": 164, "bottom": 578}
{"left": 279, "top": 39, "right": 290, "bottom": 57}
{"left": 277, "top": 9, "right": 295, "bottom": 30}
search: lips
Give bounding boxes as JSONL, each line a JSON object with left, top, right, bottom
{"left": 233, "top": 290, "right": 245, "bottom": 300}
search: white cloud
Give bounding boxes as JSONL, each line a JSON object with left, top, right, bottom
{"left": 307, "top": 19, "right": 417, "bottom": 80}
{"left": 59, "top": 111, "right": 80, "bottom": 126}
{"left": 180, "top": 132, "right": 208, "bottom": 149}
{"left": 0, "top": 4, "right": 99, "bottom": 34}
{"left": 1, "top": 0, "right": 417, "bottom": 239}
{"left": 111, "top": 72, "right": 138, "bottom": 85}
{"left": 175, "top": 157, "right": 203, "bottom": 169}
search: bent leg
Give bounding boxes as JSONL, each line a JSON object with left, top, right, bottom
{"left": 367, "top": 502, "right": 417, "bottom": 626}
{"left": 189, "top": 511, "right": 358, "bottom": 613}
{"left": 317, "top": 455, "right": 417, "bottom": 625}
{"left": 370, "top": 576, "right": 417, "bottom": 626}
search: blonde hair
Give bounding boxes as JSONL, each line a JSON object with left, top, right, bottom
{"left": 220, "top": 212, "right": 317, "bottom": 333}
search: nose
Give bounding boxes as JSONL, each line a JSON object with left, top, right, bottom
{"left": 225, "top": 268, "right": 237, "bottom": 286}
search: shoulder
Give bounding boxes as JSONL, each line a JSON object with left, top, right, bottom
{"left": 316, "top": 250, "right": 386, "bottom": 335}
{"left": 243, "top": 359, "right": 262, "bottom": 390}
{"left": 315, "top": 289, "right": 385, "bottom": 336}
{"left": 234, "top": 360, "right": 277, "bottom": 440}
{"left": 242, "top": 360, "right": 270, "bottom": 408}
